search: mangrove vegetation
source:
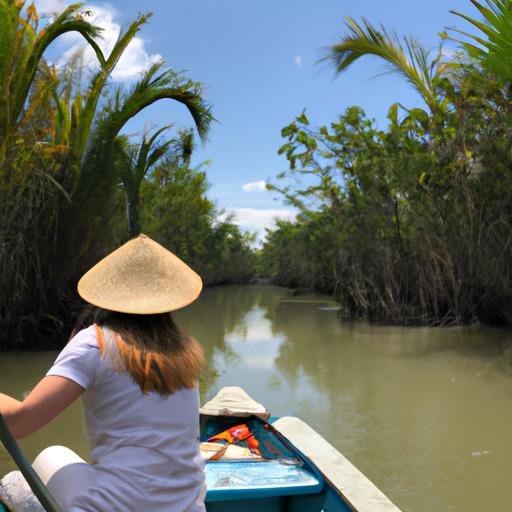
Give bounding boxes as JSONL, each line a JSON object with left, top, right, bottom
{"left": 261, "top": 0, "right": 512, "bottom": 326}
{"left": 0, "top": 1, "right": 254, "bottom": 349}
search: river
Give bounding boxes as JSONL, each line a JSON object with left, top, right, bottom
{"left": 1, "top": 285, "right": 512, "bottom": 511}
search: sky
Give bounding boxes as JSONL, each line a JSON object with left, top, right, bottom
{"left": 35, "top": 0, "right": 473, "bottom": 243}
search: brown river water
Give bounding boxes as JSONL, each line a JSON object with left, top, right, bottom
{"left": 1, "top": 285, "right": 512, "bottom": 511}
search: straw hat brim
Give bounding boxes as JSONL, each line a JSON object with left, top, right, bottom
{"left": 77, "top": 234, "right": 202, "bottom": 314}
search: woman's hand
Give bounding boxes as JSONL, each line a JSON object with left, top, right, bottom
{"left": 0, "top": 376, "right": 84, "bottom": 439}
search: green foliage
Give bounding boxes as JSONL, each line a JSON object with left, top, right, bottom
{"left": 263, "top": 16, "right": 512, "bottom": 325}
{"left": 0, "top": 3, "right": 253, "bottom": 349}
{"left": 0, "top": 1, "right": 107, "bottom": 164}
{"left": 451, "top": 0, "right": 512, "bottom": 82}
{"left": 121, "top": 126, "right": 174, "bottom": 238}
{"left": 140, "top": 158, "right": 255, "bottom": 286}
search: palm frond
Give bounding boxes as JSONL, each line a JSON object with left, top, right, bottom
{"left": 74, "top": 13, "right": 151, "bottom": 159}
{"left": 324, "top": 17, "right": 447, "bottom": 115}
{"left": 75, "top": 63, "right": 211, "bottom": 210}
{"left": 113, "top": 63, "right": 213, "bottom": 141}
{"left": 130, "top": 125, "right": 172, "bottom": 183}
{"left": 451, "top": 0, "right": 512, "bottom": 81}
{"left": 13, "top": 3, "right": 104, "bottom": 131}
{"left": 144, "top": 126, "right": 174, "bottom": 170}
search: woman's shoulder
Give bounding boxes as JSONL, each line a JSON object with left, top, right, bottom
{"left": 47, "top": 326, "right": 102, "bottom": 389}
{"left": 54, "top": 325, "right": 101, "bottom": 365}
{"left": 68, "top": 325, "right": 100, "bottom": 350}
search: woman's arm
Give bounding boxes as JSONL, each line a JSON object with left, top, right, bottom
{"left": 0, "top": 376, "right": 84, "bottom": 439}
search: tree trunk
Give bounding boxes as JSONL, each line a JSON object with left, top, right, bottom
{"left": 126, "top": 187, "right": 141, "bottom": 238}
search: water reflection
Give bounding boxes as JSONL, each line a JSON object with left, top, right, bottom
{"left": 1, "top": 285, "right": 512, "bottom": 512}
{"left": 175, "top": 285, "right": 273, "bottom": 396}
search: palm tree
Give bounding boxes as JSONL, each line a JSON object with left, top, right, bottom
{"left": 48, "top": 12, "right": 151, "bottom": 159}
{"left": 0, "top": 0, "right": 103, "bottom": 161}
{"left": 120, "top": 126, "right": 174, "bottom": 238}
{"left": 324, "top": 17, "right": 447, "bottom": 119}
{"left": 71, "top": 62, "right": 211, "bottom": 211}
{"left": 323, "top": 17, "right": 485, "bottom": 185}
{"left": 120, "top": 127, "right": 199, "bottom": 238}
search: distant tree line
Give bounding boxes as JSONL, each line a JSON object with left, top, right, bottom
{"left": 261, "top": 1, "right": 512, "bottom": 326}
{"left": 0, "top": 1, "right": 254, "bottom": 349}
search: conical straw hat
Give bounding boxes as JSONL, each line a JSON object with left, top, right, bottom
{"left": 77, "top": 234, "right": 202, "bottom": 314}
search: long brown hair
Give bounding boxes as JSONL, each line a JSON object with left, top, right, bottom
{"left": 75, "top": 307, "right": 204, "bottom": 395}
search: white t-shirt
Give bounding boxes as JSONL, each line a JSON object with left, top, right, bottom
{"left": 46, "top": 325, "right": 205, "bottom": 512}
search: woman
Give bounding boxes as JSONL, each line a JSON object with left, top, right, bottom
{"left": 0, "top": 234, "right": 206, "bottom": 511}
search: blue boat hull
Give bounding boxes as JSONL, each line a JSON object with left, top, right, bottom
{"left": 201, "top": 414, "right": 352, "bottom": 512}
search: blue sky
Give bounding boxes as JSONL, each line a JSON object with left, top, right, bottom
{"left": 36, "top": 0, "right": 472, "bottom": 241}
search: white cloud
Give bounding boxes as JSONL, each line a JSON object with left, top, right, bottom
{"left": 242, "top": 180, "right": 267, "bottom": 192}
{"left": 36, "top": 0, "right": 65, "bottom": 16}
{"left": 35, "top": 1, "right": 163, "bottom": 81}
{"left": 227, "top": 208, "right": 296, "bottom": 245}
{"left": 294, "top": 55, "right": 303, "bottom": 67}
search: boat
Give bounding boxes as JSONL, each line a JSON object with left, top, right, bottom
{"left": 1, "top": 387, "right": 402, "bottom": 511}
{"left": 200, "top": 387, "right": 402, "bottom": 512}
